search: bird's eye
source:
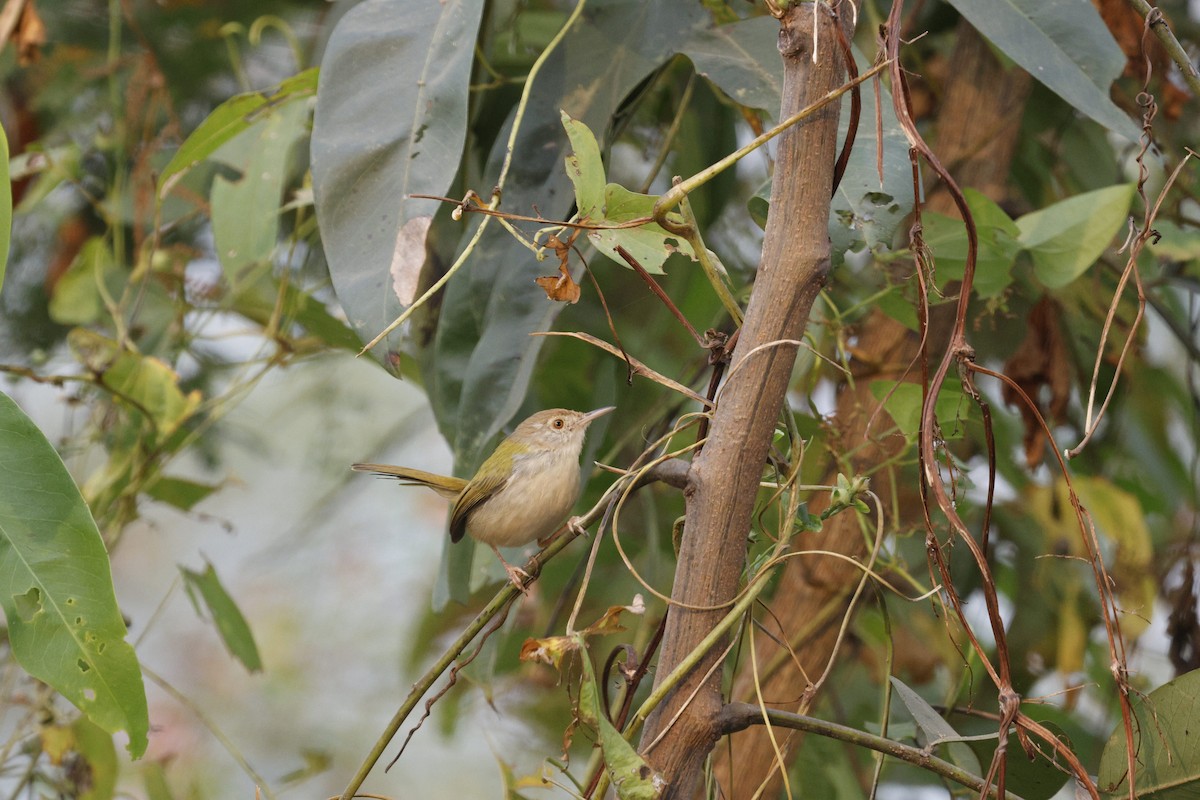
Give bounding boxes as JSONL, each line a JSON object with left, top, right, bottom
{"left": 552, "top": 417, "right": 565, "bottom": 429}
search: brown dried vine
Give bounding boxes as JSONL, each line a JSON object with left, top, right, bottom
{"left": 880, "top": 0, "right": 1166, "bottom": 796}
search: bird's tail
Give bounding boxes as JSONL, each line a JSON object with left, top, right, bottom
{"left": 350, "top": 463, "right": 467, "bottom": 500}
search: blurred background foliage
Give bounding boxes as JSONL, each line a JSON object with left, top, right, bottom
{"left": 0, "top": 0, "right": 1198, "bottom": 798}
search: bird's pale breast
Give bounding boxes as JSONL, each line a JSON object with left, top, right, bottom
{"left": 464, "top": 448, "right": 582, "bottom": 547}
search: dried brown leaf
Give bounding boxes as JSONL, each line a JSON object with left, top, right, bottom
{"left": 535, "top": 260, "right": 581, "bottom": 304}
{"left": 1002, "top": 297, "right": 1071, "bottom": 468}
{"left": 15, "top": 0, "right": 43, "bottom": 65}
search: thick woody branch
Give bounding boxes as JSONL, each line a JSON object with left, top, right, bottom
{"left": 635, "top": 5, "right": 851, "bottom": 796}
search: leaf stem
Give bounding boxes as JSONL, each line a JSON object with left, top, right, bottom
{"left": 677, "top": 190, "right": 743, "bottom": 324}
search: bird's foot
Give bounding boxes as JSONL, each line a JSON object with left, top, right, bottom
{"left": 493, "top": 545, "right": 533, "bottom": 594}
{"left": 503, "top": 562, "right": 532, "bottom": 594}
{"left": 567, "top": 515, "right": 589, "bottom": 537}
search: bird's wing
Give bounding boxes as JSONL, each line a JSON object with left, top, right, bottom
{"left": 448, "top": 469, "right": 508, "bottom": 544}
{"left": 350, "top": 463, "right": 467, "bottom": 500}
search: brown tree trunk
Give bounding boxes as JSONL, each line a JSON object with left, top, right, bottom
{"left": 712, "top": 20, "right": 1033, "bottom": 800}
{"left": 637, "top": 6, "right": 851, "bottom": 797}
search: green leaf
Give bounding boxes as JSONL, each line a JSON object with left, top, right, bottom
{"left": 1150, "top": 219, "right": 1200, "bottom": 262}
{"left": 874, "top": 284, "right": 920, "bottom": 332}
{"left": 142, "top": 761, "right": 176, "bottom": 800}
{"left": 0, "top": 118, "right": 11, "bottom": 293}
{"left": 1098, "top": 669, "right": 1200, "bottom": 798}
{"left": 145, "top": 476, "right": 220, "bottom": 512}
{"left": 312, "top": 0, "right": 485, "bottom": 365}
{"left": 427, "top": 0, "right": 713, "bottom": 605}
{"left": 1016, "top": 183, "right": 1136, "bottom": 288}
{"left": 945, "top": 0, "right": 1140, "bottom": 142}
{"left": 157, "top": 68, "right": 317, "bottom": 198}
{"left": 593, "top": 184, "right": 694, "bottom": 273}
{"left": 870, "top": 381, "right": 969, "bottom": 438}
{"left": 830, "top": 48, "right": 914, "bottom": 265}
{"left": 889, "top": 676, "right": 984, "bottom": 778}
{"left": 578, "top": 640, "right": 663, "bottom": 799}
{"left": 560, "top": 114, "right": 694, "bottom": 273}
{"left": 181, "top": 562, "right": 262, "bottom": 673}
{"left": 48, "top": 238, "right": 127, "bottom": 327}
{"left": 73, "top": 716, "right": 118, "bottom": 800}
{"left": 678, "top": 15, "right": 781, "bottom": 114}
{"left": 68, "top": 329, "right": 202, "bottom": 444}
{"left": 964, "top": 705, "right": 1083, "bottom": 800}
{"left": 0, "top": 393, "right": 149, "bottom": 758}
{"left": 562, "top": 111, "right": 607, "bottom": 216}
{"left": 1073, "top": 476, "right": 1155, "bottom": 640}
{"left": 229, "top": 270, "right": 361, "bottom": 352}
{"left": 923, "top": 189, "right": 1022, "bottom": 298}
{"left": 211, "top": 99, "right": 309, "bottom": 282}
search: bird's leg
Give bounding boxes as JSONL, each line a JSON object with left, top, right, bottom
{"left": 491, "top": 544, "right": 531, "bottom": 592}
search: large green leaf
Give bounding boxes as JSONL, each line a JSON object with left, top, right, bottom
{"left": 1016, "top": 183, "right": 1135, "bottom": 288}
{"left": 311, "top": 0, "right": 485, "bottom": 369}
{"left": 1098, "top": 669, "right": 1200, "bottom": 798}
{"left": 678, "top": 15, "right": 781, "bottom": 115}
{"left": 946, "top": 0, "right": 1140, "bottom": 142}
{"left": 427, "top": 0, "right": 713, "bottom": 604}
{"left": 0, "top": 393, "right": 149, "bottom": 758}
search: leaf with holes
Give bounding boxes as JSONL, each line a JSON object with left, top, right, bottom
{"left": 0, "top": 393, "right": 148, "bottom": 758}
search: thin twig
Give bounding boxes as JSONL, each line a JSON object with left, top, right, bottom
{"left": 652, "top": 59, "right": 892, "bottom": 221}
{"left": 715, "top": 704, "right": 1028, "bottom": 800}
{"left": 615, "top": 245, "right": 705, "bottom": 345}
{"left": 531, "top": 331, "right": 713, "bottom": 407}
{"left": 143, "top": 665, "right": 278, "bottom": 800}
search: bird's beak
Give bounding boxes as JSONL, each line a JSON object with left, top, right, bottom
{"left": 582, "top": 406, "right": 616, "bottom": 424}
